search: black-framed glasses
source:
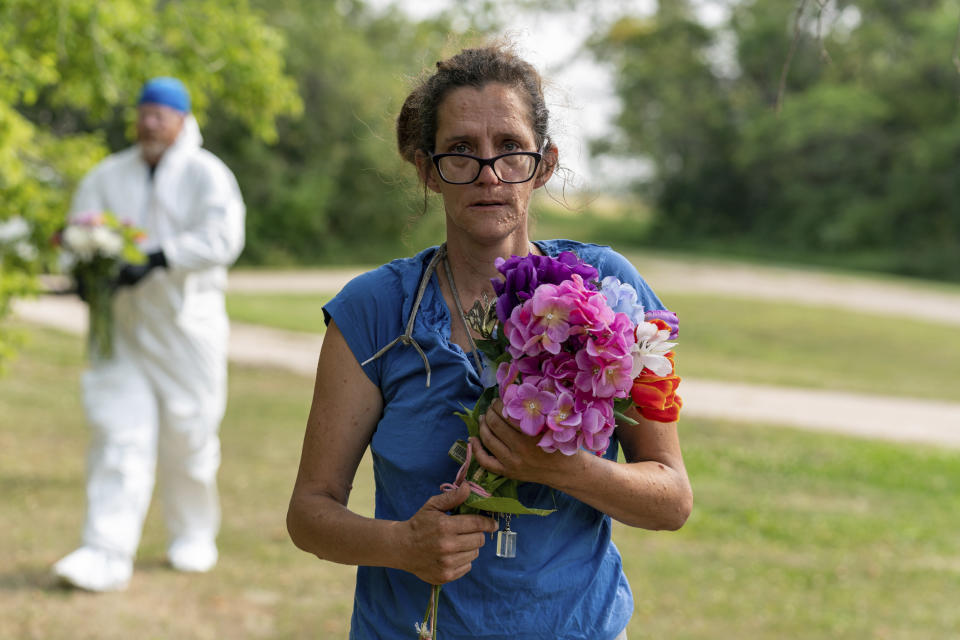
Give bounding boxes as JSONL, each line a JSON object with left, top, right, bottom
{"left": 430, "top": 146, "right": 544, "bottom": 184}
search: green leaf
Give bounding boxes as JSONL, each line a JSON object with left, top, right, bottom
{"left": 613, "top": 397, "right": 638, "bottom": 425}
{"left": 454, "top": 404, "right": 480, "bottom": 438}
{"left": 463, "top": 494, "right": 555, "bottom": 516}
{"left": 476, "top": 338, "right": 503, "bottom": 361}
{"left": 122, "top": 245, "right": 146, "bottom": 264}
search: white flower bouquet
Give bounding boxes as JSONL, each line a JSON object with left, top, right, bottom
{"left": 55, "top": 212, "right": 146, "bottom": 359}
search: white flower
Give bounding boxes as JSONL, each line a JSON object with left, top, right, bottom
{"left": 63, "top": 225, "right": 96, "bottom": 261}
{"left": 90, "top": 225, "right": 124, "bottom": 257}
{"left": 14, "top": 241, "right": 38, "bottom": 261}
{"left": 0, "top": 216, "right": 30, "bottom": 244}
{"left": 631, "top": 321, "right": 677, "bottom": 377}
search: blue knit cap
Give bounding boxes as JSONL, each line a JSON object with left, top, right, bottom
{"left": 137, "top": 77, "right": 190, "bottom": 113}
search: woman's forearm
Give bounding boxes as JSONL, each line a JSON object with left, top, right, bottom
{"left": 474, "top": 404, "right": 693, "bottom": 530}
{"left": 538, "top": 452, "right": 693, "bottom": 530}
{"left": 287, "top": 492, "right": 407, "bottom": 569}
{"left": 287, "top": 482, "right": 499, "bottom": 585}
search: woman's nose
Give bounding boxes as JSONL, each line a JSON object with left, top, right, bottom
{"left": 474, "top": 162, "right": 500, "bottom": 185}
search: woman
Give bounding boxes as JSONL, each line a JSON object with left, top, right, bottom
{"left": 287, "top": 44, "right": 693, "bottom": 640}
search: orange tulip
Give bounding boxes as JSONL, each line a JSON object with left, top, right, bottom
{"left": 630, "top": 352, "right": 682, "bottom": 423}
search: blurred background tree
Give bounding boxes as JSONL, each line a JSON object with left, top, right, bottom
{"left": 204, "top": 0, "right": 457, "bottom": 265}
{"left": 0, "top": 0, "right": 302, "bottom": 366}
{"left": 593, "top": 0, "right": 960, "bottom": 279}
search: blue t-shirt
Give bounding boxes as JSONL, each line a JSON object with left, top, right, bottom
{"left": 323, "top": 240, "right": 665, "bottom": 640}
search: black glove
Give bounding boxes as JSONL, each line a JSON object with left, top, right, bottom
{"left": 75, "top": 276, "right": 90, "bottom": 302}
{"left": 116, "top": 250, "right": 167, "bottom": 288}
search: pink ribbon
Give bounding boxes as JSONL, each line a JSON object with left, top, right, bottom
{"left": 440, "top": 440, "right": 491, "bottom": 498}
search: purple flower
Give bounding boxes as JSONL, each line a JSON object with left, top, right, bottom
{"left": 492, "top": 252, "right": 599, "bottom": 324}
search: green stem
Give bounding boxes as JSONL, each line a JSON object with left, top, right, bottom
{"left": 418, "top": 584, "right": 442, "bottom": 639}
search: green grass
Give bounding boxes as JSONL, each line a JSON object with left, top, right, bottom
{"left": 2, "top": 326, "right": 959, "bottom": 639}
{"left": 666, "top": 292, "right": 960, "bottom": 401}
{"left": 226, "top": 293, "right": 331, "bottom": 333}
{"left": 223, "top": 289, "right": 960, "bottom": 403}
{"left": 620, "top": 418, "right": 960, "bottom": 639}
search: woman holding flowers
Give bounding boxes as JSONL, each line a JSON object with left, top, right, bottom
{"left": 287, "top": 43, "right": 692, "bottom": 640}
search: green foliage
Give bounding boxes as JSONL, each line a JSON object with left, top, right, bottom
{"left": 0, "top": 0, "right": 301, "bottom": 368}
{"left": 204, "top": 1, "right": 454, "bottom": 265}
{"left": 594, "top": 0, "right": 960, "bottom": 281}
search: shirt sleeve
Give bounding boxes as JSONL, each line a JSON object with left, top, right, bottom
{"left": 322, "top": 267, "right": 404, "bottom": 388}
{"left": 592, "top": 245, "right": 667, "bottom": 312}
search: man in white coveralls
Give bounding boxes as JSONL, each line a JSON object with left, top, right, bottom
{"left": 53, "top": 77, "right": 246, "bottom": 592}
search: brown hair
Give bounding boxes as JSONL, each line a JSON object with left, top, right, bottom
{"left": 396, "top": 43, "right": 552, "bottom": 167}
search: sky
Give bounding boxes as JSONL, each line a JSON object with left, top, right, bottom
{"left": 365, "top": 1, "right": 732, "bottom": 189}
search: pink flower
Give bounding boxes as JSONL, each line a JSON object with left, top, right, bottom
{"left": 530, "top": 283, "right": 575, "bottom": 348}
{"left": 561, "top": 276, "right": 614, "bottom": 332}
{"left": 574, "top": 350, "right": 634, "bottom": 399}
{"left": 542, "top": 352, "right": 578, "bottom": 385}
{"left": 581, "top": 426, "right": 613, "bottom": 454}
{"left": 585, "top": 312, "right": 634, "bottom": 361}
{"left": 504, "top": 303, "right": 543, "bottom": 358}
{"left": 497, "top": 360, "right": 521, "bottom": 388}
{"left": 538, "top": 430, "right": 582, "bottom": 455}
{"left": 546, "top": 390, "right": 582, "bottom": 433}
{"left": 578, "top": 397, "right": 614, "bottom": 434}
{"left": 502, "top": 382, "right": 556, "bottom": 436}
{"left": 499, "top": 354, "right": 549, "bottom": 389}
{"left": 577, "top": 400, "right": 616, "bottom": 454}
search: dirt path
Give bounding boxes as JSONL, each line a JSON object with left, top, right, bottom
{"left": 226, "top": 254, "right": 960, "bottom": 327}
{"left": 13, "top": 260, "right": 960, "bottom": 450}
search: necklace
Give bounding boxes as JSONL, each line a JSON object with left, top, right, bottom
{"left": 442, "top": 252, "right": 484, "bottom": 375}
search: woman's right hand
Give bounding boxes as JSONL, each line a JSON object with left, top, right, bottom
{"left": 400, "top": 482, "right": 499, "bottom": 585}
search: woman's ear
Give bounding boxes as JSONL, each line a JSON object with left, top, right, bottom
{"left": 533, "top": 143, "right": 558, "bottom": 189}
{"left": 415, "top": 150, "right": 442, "bottom": 194}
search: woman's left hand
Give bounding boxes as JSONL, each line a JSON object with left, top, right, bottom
{"left": 471, "top": 398, "right": 581, "bottom": 485}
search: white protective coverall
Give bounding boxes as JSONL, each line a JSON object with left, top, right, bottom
{"left": 58, "top": 115, "right": 244, "bottom": 586}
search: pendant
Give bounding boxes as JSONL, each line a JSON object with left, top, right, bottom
{"left": 496, "top": 514, "right": 517, "bottom": 558}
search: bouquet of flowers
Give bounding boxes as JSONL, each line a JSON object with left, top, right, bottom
{"left": 54, "top": 212, "right": 146, "bottom": 360}
{"left": 417, "top": 250, "right": 682, "bottom": 639}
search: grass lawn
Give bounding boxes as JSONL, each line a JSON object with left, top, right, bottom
{"left": 665, "top": 292, "right": 960, "bottom": 401}
{"left": 2, "top": 326, "right": 959, "bottom": 639}
{"left": 225, "top": 290, "right": 960, "bottom": 403}
{"left": 226, "top": 293, "right": 332, "bottom": 334}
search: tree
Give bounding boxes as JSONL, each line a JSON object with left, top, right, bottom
{"left": 203, "top": 0, "right": 459, "bottom": 265}
{"left": 591, "top": 3, "right": 748, "bottom": 238}
{"left": 0, "top": 0, "right": 302, "bottom": 368}
{"left": 593, "top": 0, "right": 960, "bottom": 280}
